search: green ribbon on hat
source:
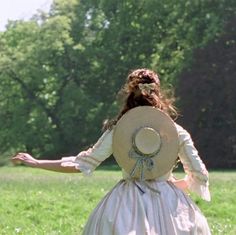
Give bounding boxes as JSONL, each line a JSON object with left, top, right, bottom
{"left": 129, "top": 150, "right": 160, "bottom": 194}
{"left": 129, "top": 151, "right": 154, "bottom": 179}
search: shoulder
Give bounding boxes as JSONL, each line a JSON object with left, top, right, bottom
{"left": 174, "top": 122, "right": 186, "bottom": 133}
{"left": 94, "top": 128, "right": 114, "bottom": 147}
{"left": 174, "top": 122, "right": 192, "bottom": 143}
{"left": 102, "top": 128, "right": 114, "bottom": 140}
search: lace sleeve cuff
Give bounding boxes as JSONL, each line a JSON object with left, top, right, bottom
{"left": 61, "top": 152, "right": 101, "bottom": 176}
{"left": 185, "top": 174, "right": 211, "bottom": 201}
{"left": 60, "top": 129, "right": 113, "bottom": 175}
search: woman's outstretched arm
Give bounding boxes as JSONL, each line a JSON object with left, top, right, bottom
{"left": 11, "top": 153, "right": 80, "bottom": 173}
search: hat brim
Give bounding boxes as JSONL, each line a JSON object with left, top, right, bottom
{"left": 112, "top": 106, "right": 179, "bottom": 179}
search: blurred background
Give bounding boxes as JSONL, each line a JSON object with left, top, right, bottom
{"left": 0, "top": 0, "right": 235, "bottom": 168}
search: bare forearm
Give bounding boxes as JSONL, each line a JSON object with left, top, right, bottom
{"left": 12, "top": 153, "right": 80, "bottom": 173}
{"left": 36, "top": 159, "right": 80, "bottom": 173}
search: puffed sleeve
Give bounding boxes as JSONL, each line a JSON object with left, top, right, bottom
{"left": 175, "top": 123, "right": 211, "bottom": 201}
{"left": 60, "top": 129, "right": 113, "bottom": 175}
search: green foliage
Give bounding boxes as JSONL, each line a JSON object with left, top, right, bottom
{"left": 176, "top": 16, "right": 236, "bottom": 168}
{"left": 0, "top": 167, "right": 235, "bottom": 234}
{"left": 0, "top": 0, "right": 235, "bottom": 159}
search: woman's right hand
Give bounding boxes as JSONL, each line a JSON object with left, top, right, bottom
{"left": 11, "top": 153, "right": 39, "bottom": 167}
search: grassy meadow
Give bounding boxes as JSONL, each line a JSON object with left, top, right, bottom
{"left": 0, "top": 166, "right": 235, "bottom": 235}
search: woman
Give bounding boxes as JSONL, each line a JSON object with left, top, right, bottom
{"left": 12, "top": 68, "right": 211, "bottom": 235}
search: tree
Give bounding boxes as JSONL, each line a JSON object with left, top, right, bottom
{"left": 176, "top": 16, "right": 236, "bottom": 168}
{"left": 0, "top": 0, "right": 235, "bottom": 165}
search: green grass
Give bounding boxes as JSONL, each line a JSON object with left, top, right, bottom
{"left": 0, "top": 166, "right": 235, "bottom": 235}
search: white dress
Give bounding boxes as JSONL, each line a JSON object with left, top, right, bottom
{"left": 61, "top": 124, "right": 211, "bottom": 235}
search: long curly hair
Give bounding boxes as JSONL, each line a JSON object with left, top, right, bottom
{"left": 104, "top": 68, "right": 178, "bottom": 129}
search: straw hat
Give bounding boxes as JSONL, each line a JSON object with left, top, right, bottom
{"left": 112, "top": 106, "right": 179, "bottom": 180}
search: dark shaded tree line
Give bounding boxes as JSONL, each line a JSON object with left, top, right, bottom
{"left": 177, "top": 16, "right": 236, "bottom": 168}
{"left": 0, "top": 0, "right": 235, "bottom": 168}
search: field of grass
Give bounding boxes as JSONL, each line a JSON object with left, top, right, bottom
{"left": 0, "top": 166, "right": 235, "bottom": 235}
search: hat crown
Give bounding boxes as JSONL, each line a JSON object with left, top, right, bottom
{"left": 133, "top": 127, "right": 161, "bottom": 156}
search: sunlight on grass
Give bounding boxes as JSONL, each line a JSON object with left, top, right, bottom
{"left": 0, "top": 166, "right": 235, "bottom": 234}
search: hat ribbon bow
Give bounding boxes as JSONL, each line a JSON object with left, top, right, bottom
{"left": 129, "top": 151, "right": 160, "bottom": 194}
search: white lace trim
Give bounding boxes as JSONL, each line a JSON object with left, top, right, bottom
{"left": 185, "top": 174, "right": 211, "bottom": 201}
{"left": 61, "top": 156, "right": 94, "bottom": 176}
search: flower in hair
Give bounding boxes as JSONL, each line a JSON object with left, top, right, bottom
{"left": 138, "top": 83, "right": 156, "bottom": 95}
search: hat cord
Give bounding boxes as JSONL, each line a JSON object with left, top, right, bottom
{"left": 129, "top": 151, "right": 160, "bottom": 194}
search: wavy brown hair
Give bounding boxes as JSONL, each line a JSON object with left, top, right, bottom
{"left": 104, "top": 68, "right": 178, "bottom": 129}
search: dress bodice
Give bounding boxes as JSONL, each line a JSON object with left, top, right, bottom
{"left": 61, "top": 123, "right": 210, "bottom": 201}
